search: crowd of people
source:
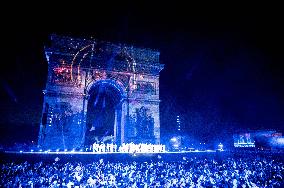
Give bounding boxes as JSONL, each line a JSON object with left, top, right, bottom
{"left": 92, "top": 143, "right": 166, "bottom": 153}
{"left": 0, "top": 152, "right": 283, "bottom": 187}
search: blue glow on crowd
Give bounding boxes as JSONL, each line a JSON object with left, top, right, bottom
{"left": 0, "top": 150, "right": 283, "bottom": 187}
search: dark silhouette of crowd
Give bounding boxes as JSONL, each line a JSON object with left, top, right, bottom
{"left": 0, "top": 152, "right": 283, "bottom": 188}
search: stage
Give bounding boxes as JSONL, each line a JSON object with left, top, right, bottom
{"left": 5, "top": 150, "right": 217, "bottom": 154}
{"left": 1, "top": 150, "right": 229, "bottom": 164}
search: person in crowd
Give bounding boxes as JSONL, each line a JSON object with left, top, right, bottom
{"left": 0, "top": 151, "right": 283, "bottom": 187}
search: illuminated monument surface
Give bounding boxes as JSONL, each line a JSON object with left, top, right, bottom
{"left": 38, "top": 35, "right": 164, "bottom": 150}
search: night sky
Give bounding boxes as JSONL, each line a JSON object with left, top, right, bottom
{"left": 1, "top": 4, "right": 283, "bottom": 146}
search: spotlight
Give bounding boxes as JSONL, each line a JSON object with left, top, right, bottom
{"left": 218, "top": 143, "right": 223, "bottom": 151}
{"left": 56, "top": 149, "right": 60, "bottom": 152}
{"left": 171, "top": 137, "right": 177, "bottom": 142}
{"left": 30, "top": 149, "right": 34, "bottom": 152}
{"left": 276, "top": 137, "right": 284, "bottom": 145}
{"left": 170, "top": 136, "right": 181, "bottom": 150}
{"left": 173, "top": 144, "right": 179, "bottom": 148}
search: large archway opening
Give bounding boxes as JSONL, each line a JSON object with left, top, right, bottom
{"left": 85, "top": 82, "right": 122, "bottom": 146}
